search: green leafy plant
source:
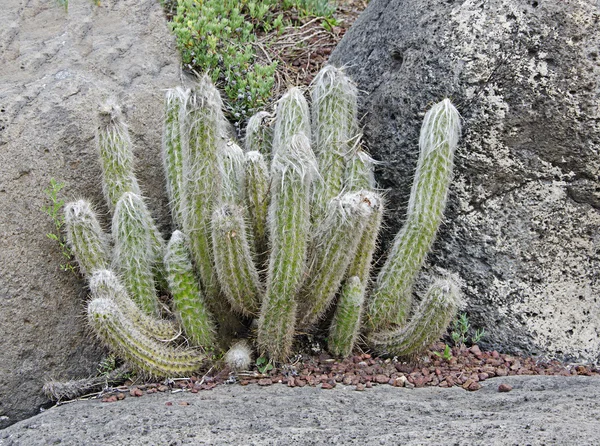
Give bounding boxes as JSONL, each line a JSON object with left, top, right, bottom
{"left": 43, "top": 178, "right": 76, "bottom": 273}
{"left": 451, "top": 313, "right": 486, "bottom": 346}
{"left": 255, "top": 356, "right": 274, "bottom": 374}
{"left": 432, "top": 344, "right": 453, "bottom": 361}
{"left": 61, "top": 66, "right": 463, "bottom": 377}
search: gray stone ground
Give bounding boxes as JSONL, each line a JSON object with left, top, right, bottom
{"left": 2, "top": 376, "right": 599, "bottom": 445}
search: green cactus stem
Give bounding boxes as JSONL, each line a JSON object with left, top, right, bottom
{"left": 297, "top": 191, "right": 380, "bottom": 328}
{"left": 212, "top": 205, "right": 263, "bottom": 317}
{"left": 89, "top": 269, "right": 178, "bottom": 341}
{"left": 162, "top": 87, "right": 189, "bottom": 229}
{"left": 96, "top": 100, "right": 141, "bottom": 212}
{"left": 182, "top": 75, "right": 226, "bottom": 302}
{"left": 272, "top": 87, "right": 311, "bottom": 156}
{"left": 243, "top": 150, "right": 270, "bottom": 264}
{"left": 88, "top": 297, "right": 206, "bottom": 377}
{"left": 311, "top": 65, "right": 359, "bottom": 222}
{"left": 217, "top": 140, "right": 246, "bottom": 205}
{"left": 368, "top": 276, "right": 461, "bottom": 357}
{"left": 164, "top": 231, "right": 217, "bottom": 349}
{"left": 64, "top": 199, "right": 110, "bottom": 279}
{"left": 257, "top": 132, "right": 317, "bottom": 361}
{"left": 244, "top": 111, "right": 273, "bottom": 158}
{"left": 345, "top": 148, "right": 377, "bottom": 193}
{"left": 367, "top": 99, "right": 461, "bottom": 331}
{"left": 328, "top": 276, "right": 364, "bottom": 357}
{"left": 112, "top": 192, "right": 160, "bottom": 316}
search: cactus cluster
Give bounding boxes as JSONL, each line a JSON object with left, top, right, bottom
{"left": 64, "top": 66, "right": 463, "bottom": 378}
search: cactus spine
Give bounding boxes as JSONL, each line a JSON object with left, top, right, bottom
{"left": 212, "top": 205, "right": 263, "bottom": 316}
{"left": 182, "top": 75, "right": 225, "bottom": 301}
{"left": 89, "top": 269, "right": 178, "bottom": 341}
{"left": 298, "top": 191, "right": 380, "bottom": 328}
{"left": 224, "top": 340, "right": 253, "bottom": 372}
{"left": 162, "top": 87, "right": 189, "bottom": 228}
{"left": 64, "top": 200, "right": 110, "bottom": 279}
{"left": 112, "top": 192, "right": 160, "bottom": 316}
{"left": 367, "top": 99, "right": 461, "bottom": 331}
{"left": 368, "top": 276, "right": 461, "bottom": 357}
{"left": 88, "top": 297, "right": 206, "bottom": 377}
{"left": 328, "top": 276, "right": 364, "bottom": 357}
{"left": 217, "top": 140, "right": 246, "bottom": 205}
{"left": 164, "top": 231, "right": 217, "bottom": 349}
{"left": 243, "top": 150, "right": 270, "bottom": 261}
{"left": 96, "top": 100, "right": 141, "bottom": 212}
{"left": 258, "top": 88, "right": 316, "bottom": 361}
{"left": 311, "top": 65, "right": 358, "bottom": 222}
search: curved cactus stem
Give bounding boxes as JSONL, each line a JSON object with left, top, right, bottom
{"left": 245, "top": 111, "right": 273, "bottom": 158}
{"left": 181, "top": 75, "right": 226, "bottom": 303}
{"left": 89, "top": 269, "right": 179, "bottom": 341}
{"left": 367, "top": 99, "right": 461, "bottom": 331}
{"left": 298, "top": 191, "right": 380, "bottom": 328}
{"left": 368, "top": 276, "right": 462, "bottom": 357}
{"left": 212, "top": 205, "right": 263, "bottom": 317}
{"left": 243, "top": 150, "right": 270, "bottom": 264}
{"left": 311, "top": 65, "right": 359, "bottom": 222}
{"left": 257, "top": 130, "right": 317, "bottom": 361}
{"left": 328, "top": 276, "right": 364, "bottom": 358}
{"left": 88, "top": 297, "right": 207, "bottom": 378}
{"left": 162, "top": 87, "right": 189, "bottom": 229}
{"left": 164, "top": 231, "right": 217, "bottom": 349}
{"left": 96, "top": 100, "right": 141, "bottom": 212}
{"left": 112, "top": 192, "right": 160, "bottom": 316}
{"left": 64, "top": 200, "right": 110, "bottom": 279}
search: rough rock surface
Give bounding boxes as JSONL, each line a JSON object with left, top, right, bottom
{"left": 2, "top": 376, "right": 600, "bottom": 445}
{"left": 0, "top": 0, "right": 180, "bottom": 428}
{"left": 330, "top": 0, "right": 600, "bottom": 362}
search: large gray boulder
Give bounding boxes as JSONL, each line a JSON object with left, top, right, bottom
{"left": 0, "top": 0, "right": 180, "bottom": 427}
{"left": 330, "top": 0, "right": 600, "bottom": 361}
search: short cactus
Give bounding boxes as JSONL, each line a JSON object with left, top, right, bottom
{"left": 328, "top": 276, "right": 364, "bottom": 357}
{"left": 367, "top": 99, "right": 461, "bottom": 331}
{"left": 245, "top": 111, "right": 273, "bottom": 158}
{"left": 64, "top": 199, "right": 110, "bottom": 279}
{"left": 224, "top": 340, "right": 253, "bottom": 372}
{"left": 96, "top": 100, "right": 141, "bottom": 212}
{"left": 164, "top": 231, "right": 217, "bottom": 349}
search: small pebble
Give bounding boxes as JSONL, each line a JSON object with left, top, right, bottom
{"left": 355, "top": 383, "right": 365, "bottom": 391}
{"left": 129, "top": 388, "right": 143, "bottom": 397}
{"left": 498, "top": 383, "right": 513, "bottom": 393}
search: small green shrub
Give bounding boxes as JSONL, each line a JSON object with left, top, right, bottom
{"left": 43, "top": 178, "right": 76, "bottom": 274}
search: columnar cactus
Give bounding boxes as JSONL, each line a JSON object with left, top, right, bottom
{"left": 64, "top": 199, "right": 110, "bottom": 279}
{"left": 243, "top": 150, "right": 270, "bottom": 261}
{"left": 368, "top": 276, "right": 461, "bottom": 357}
{"left": 96, "top": 100, "right": 141, "bottom": 212}
{"left": 212, "top": 205, "right": 263, "bottom": 317}
{"left": 112, "top": 192, "right": 160, "bottom": 316}
{"left": 328, "top": 276, "right": 364, "bottom": 357}
{"left": 297, "top": 191, "right": 380, "bottom": 328}
{"left": 162, "top": 87, "right": 189, "bottom": 229}
{"left": 311, "top": 65, "right": 359, "bottom": 222}
{"left": 88, "top": 298, "right": 206, "bottom": 377}
{"left": 367, "top": 99, "right": 461, "bottom": 331}
{"left": 245, "top": 111, "right": 273, "bottom": 158}
{"left": 217, "top": 140, "right": 246, "bottom": 205}
{"left": 164, "top": 231, "right": 217, "bottom": 349}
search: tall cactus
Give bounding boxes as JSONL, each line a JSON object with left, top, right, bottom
{"left": 162, "top": 87, "right": 189, "bottom": 229}
{"left": 245, "top": 111, "right": 273, "bottom": 158}
{"left": 96, "top": 100, "right": 141, "bottom": 212}
{"left": 257, "top": 88, "right": 316, "bottom": 361}
{"left": 212, "top": 205, "right": 263, "bottom": 317}
{"left": 164, "top": 231, "right": 217, "bottom": 349}
{"left": 217, "top": 140, "right": 246, "bottom": 205}
{"left": 367, "top": 99, "right": 461, "bottom": 331}
{"left": 88, "top": 298, "right": 206, "bottom": 377}
{"left": 297, "top": 191, "right": 380, "bottom": 328}
{"left": 89, "top": 269, "right": 178, "bottom": 341}
{"left": 112, "top": 192, "right": 160, "bottom": 316}
{"left": 368, "top": 276, "right": 461, "bottom": 357}
{"left": 311, "top": 65, "right": 359, "bottom": 222}
{"left": 64, "top": 199, "right": 110, "bottom": 279}
{"left": 182, "top": 75, "right": 225, "bottom": 302}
